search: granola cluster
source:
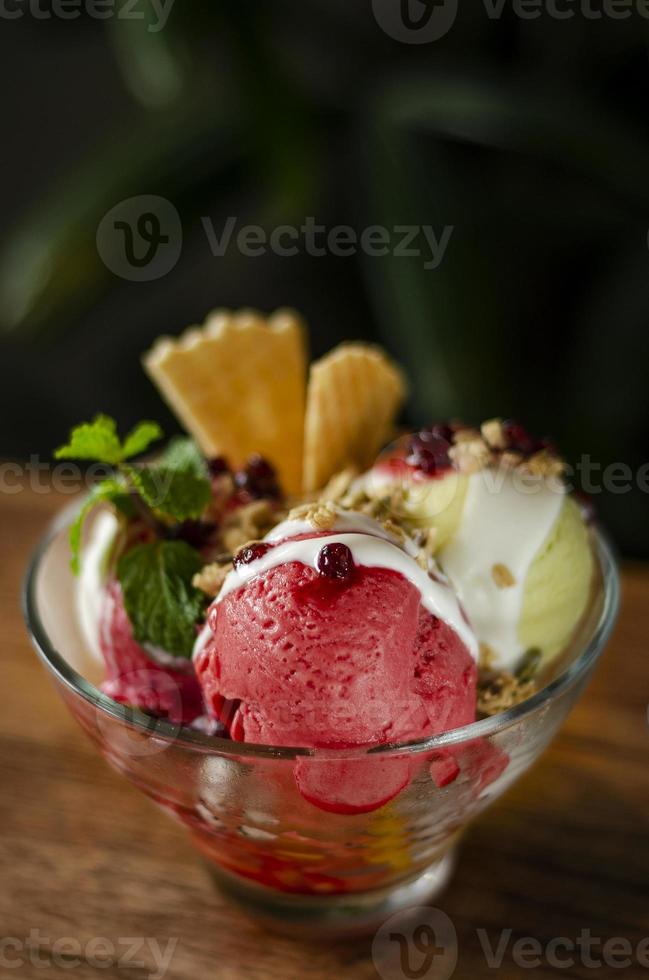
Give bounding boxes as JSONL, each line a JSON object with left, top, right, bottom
{"left": 287, "top": 500, "right": 339, "bottom": 531}
{"left": 476, "top": 645, "right": 541, "bottom": 716}
{"left": 220, "top": 499, "right": 281, "bottom": 555}
{"left": 193, "top": 498, "right": 285, "bottom": 597}
{"left": 477, "top": 671, "right": 536, "bottom": 717}
{"left": 449, "top": 418, "right": 566, "bottom": 478}
{"left": 193, "top": 561, "right": 232, "bottom": 597}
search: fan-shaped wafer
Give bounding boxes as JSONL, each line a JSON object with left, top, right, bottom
{"left": 143, "top": 309, "right": 307, "bottom": 494}
{"left": 303, "top": 343, "right": 407, "bottom": 492}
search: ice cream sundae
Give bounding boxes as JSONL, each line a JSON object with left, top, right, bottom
{"left": 55, "top": 308, "right": 595, "bottom": 817}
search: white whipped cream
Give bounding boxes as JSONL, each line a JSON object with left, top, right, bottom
{"left": 440, "top": 470, "right": 564, "bottom": 670}
{"left": 201, "top": 528, "right": 477, "bottom": 660}
{"left": 76, "top": 509, "right": 119, "bottom": 663}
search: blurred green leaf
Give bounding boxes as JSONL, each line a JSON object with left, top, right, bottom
{"left": 370, "top": 76, "right": 649, "bottom": 210}
{"left": 357, "top": 75, "right": 649, "bottom": 425}
{"left": 0, "top": 112, "right": 245, "bottom": 339}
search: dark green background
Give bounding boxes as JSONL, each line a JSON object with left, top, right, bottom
{"left": 1, "top": 1, "right": 648, "bottom": 553}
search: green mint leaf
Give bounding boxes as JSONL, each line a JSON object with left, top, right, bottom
{"left": 128, "top": 465, "right": 212, "bottom": 522}
{"left": 121, "top": 421, "right": 164, "bottom": 460}
{"left": 55, "top": 415, "right": 124, "bottom": 466}
{"left": 117, "top": 540, "right": 206, "bottom": 658}
{"left": 111, "top": 492, "right": 138, "bottom": 520}
{"left": 55, "top": 415, "right": 164, "bottom": 466}
{"left": 160, "top": 436, "right": 209, "bottom": 478}
{"left": 69, "top": 478, "right": 125, "bottom": 574}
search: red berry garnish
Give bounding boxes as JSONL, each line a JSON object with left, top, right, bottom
{"left": 501, "top": 420, "right": 553, "bottom": 457}
{"left": 406, "top": 426, "right": 454, "bottom": 476}
{"left": 166, "top": 519, "right": 217, "bottom": 549}
{"left": 425, "top": 422, "right": 457, "bottom": 443}
{"left": 316, "top": 543, "right": 354, "bottom": 581}
{"left": 208, "top": 456, "right": 230, "bottom": 477}
{"left": 235, "top": 455, "right": 281, "bottom": 499}
{"left": 233, "top": 542, "right": 272, "bottom": 568}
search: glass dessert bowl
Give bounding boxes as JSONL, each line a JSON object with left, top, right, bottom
{"left": 24, "top": 512, "right": 619, "bottom": 936}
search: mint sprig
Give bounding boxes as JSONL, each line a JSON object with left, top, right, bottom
{"left": 55, "top": 415, "right": 163, "bottom": 466}
{"left": 56, "top": 418, "right": 213, "bottom": 661}
{"left": 117, "top": 540, "right": 206, "bottom": 658}
{"left": 160, "top": 436, "right": 209, "bottom": 478}
{"left": 122, "top": 421, "right": 166, "bottom": 460}
{"left": 125, "top": 436, "right": 212, "bottom": 521}
{"left": 128, "top": 465, "right": 213, "bottom": 522}
{"left": 56, "top": 417, "right": 212, "bottom": 573}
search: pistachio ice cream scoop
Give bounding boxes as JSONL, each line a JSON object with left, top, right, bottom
{"left": 366, "top": 420, "right": 594, "bottom": 673}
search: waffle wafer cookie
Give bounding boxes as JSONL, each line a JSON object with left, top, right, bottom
{"left": 143, "top": 309, "right": 307, "bottom": 495}
{"left": 303, "top": 343, "right": 406, "bottom": 492}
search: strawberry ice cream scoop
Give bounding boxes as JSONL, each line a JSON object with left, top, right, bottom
{"left": 194, "top": 516, "right": 478, "bottom": 812}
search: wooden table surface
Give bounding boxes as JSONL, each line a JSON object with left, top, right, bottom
{"left": 1, "top": 486, "right": 648, "bottom": 980}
